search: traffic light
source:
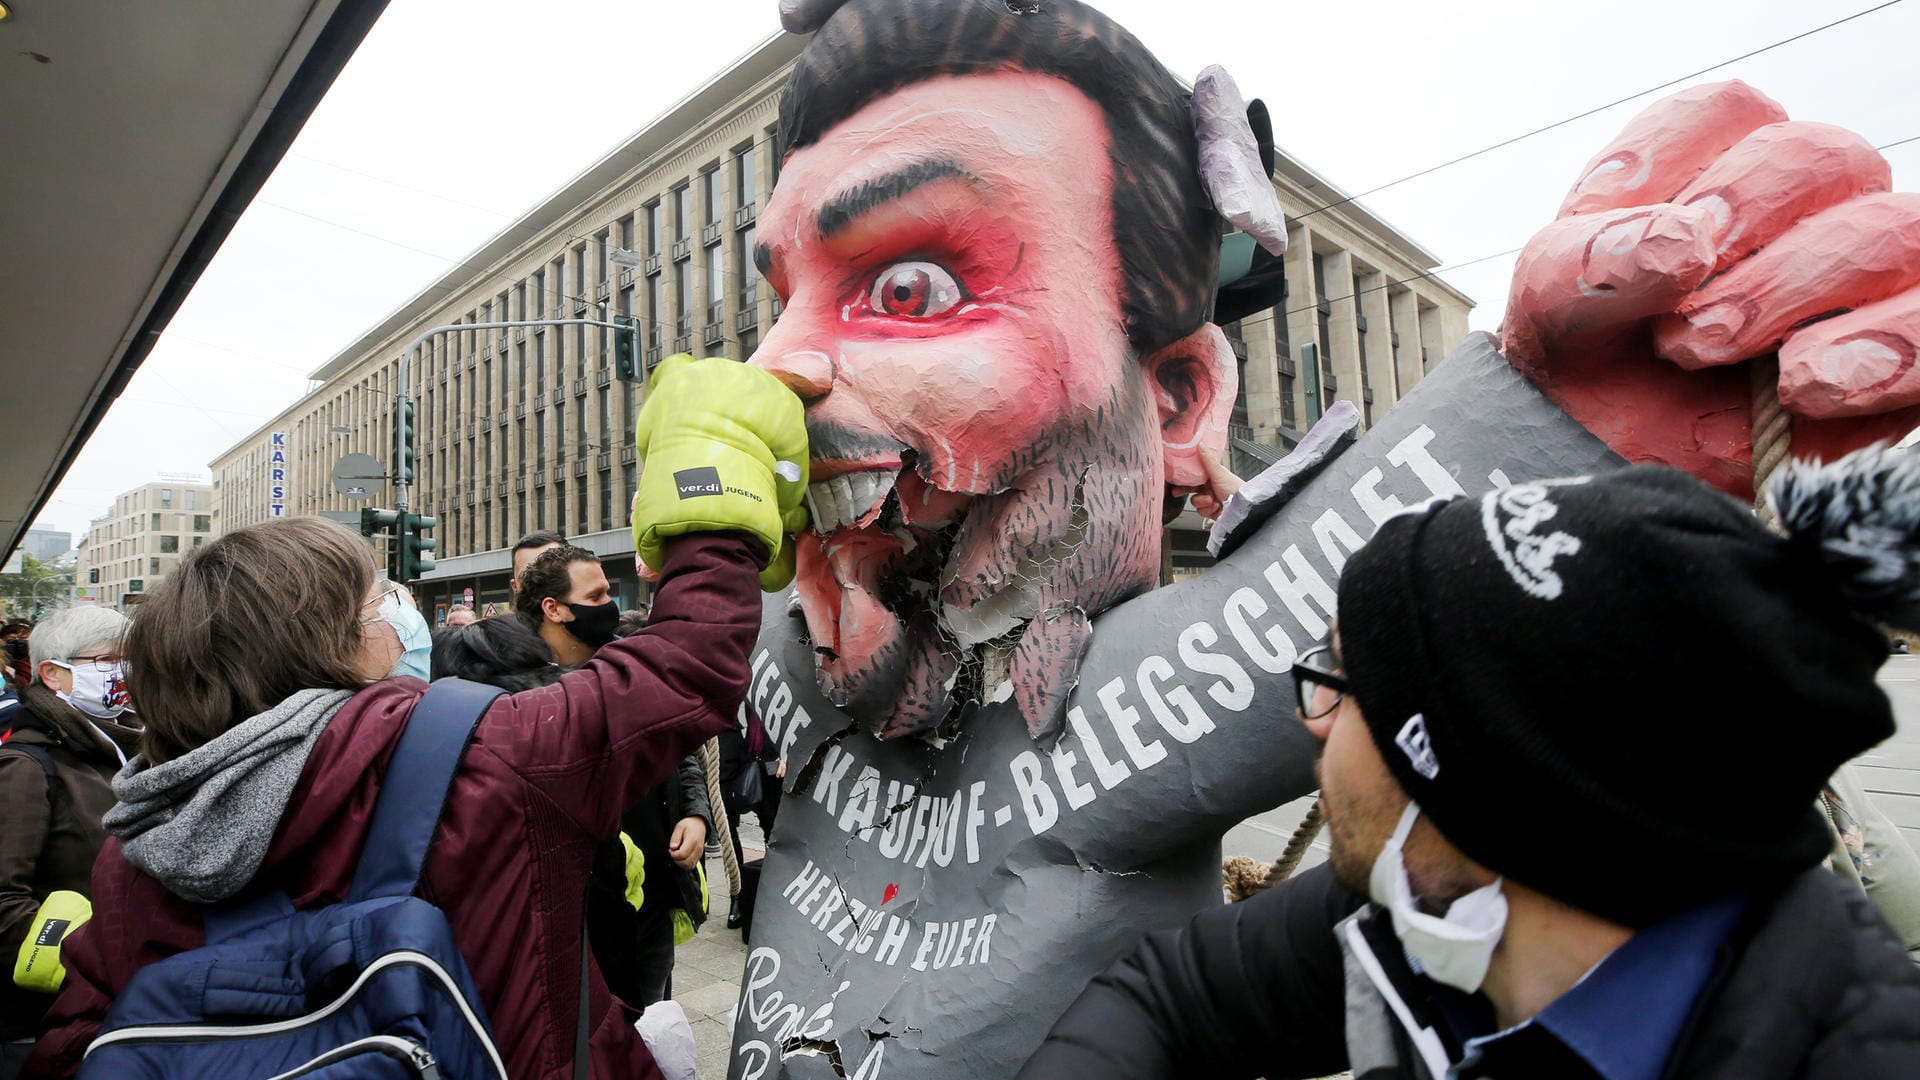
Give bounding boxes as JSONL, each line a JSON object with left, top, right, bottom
{"left": 393, "top": 398, "right": 417, "bottom": 487}
{"left": 361, "top": 508, "right": 403, "bottom": 581}
{"left": 612, "top": 314, "right": 641, "bottom": 383}
{"left": 399, "top": 513, "right": 438, "bottom": 582}
{"left": 360, "top": 507, "right": 401, "bottom": 539}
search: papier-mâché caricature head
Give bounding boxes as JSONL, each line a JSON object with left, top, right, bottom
{"left": 753, "top": 0, "right": 1257, "bottom": 739}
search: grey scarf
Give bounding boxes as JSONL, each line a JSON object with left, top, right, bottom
{"left": 105, "top": 687, "right": 356, "bottom": 903}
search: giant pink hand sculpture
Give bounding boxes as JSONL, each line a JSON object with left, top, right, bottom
{"left": 1503, "top": 81, "right": 1920, "bottom": 499}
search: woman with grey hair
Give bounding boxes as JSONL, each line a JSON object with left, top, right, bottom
{"left": 0, "top": 607, "right": 140, "bottom": 1079}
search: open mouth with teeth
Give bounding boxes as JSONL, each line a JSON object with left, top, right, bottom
{"left": 793, "top": 453, "right": 978, "bottom": 737}
{"left": 791, "top": 445, "right": 1100, "bottom": 740}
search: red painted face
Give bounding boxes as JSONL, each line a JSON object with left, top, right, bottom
{"left": 754, "top": 72, "right": 1203, "bottom": 737}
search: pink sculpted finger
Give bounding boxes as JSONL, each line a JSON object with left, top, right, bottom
{"left": 1506, "top": 202, "right": 1716, "bottom": 353}
{"left": 1674, "top": 121, "right": 1892, "bottom": 271}
{"left": 1778, "top": 289, "right": 1920, "bottom": 418}
{"left": 1653, "top": 192, "right": 1920, "bottom": 369}
{"left": 1558, "top": 81, "right": 1787, "bottom": 218}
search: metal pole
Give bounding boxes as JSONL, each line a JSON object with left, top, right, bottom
{"left": 396, "top": 347, "right": 411, "bottom": 515}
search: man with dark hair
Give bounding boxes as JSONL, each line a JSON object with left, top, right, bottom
{"left": 514, "top": 544, "right": 714, "bottom": 1008}
{"left": 513, "top": 545, "right": 614, "bottom": 668}
{"left": 508, "top": 529, "right": 566, "bottom": 600}
{"left": 754, "top": 0, "right": 1239, "bottom": 740}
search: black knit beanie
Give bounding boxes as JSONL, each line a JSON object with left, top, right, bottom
{"left": 1336, "top": 447, "right": 1920, "bottom": 928}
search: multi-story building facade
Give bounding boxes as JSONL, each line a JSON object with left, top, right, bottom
{"left": 73, "top": 481, "right": 216, "bottom": 609}
{"left": 212, "top": 33, "right": 1471, "bottom": 614}
{"left": 19, "top": 527, "right": 72, "bottom": 564}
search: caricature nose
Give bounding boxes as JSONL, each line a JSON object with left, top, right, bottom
{"left": 755, "top": 349, "right": 834, "bottom": 403}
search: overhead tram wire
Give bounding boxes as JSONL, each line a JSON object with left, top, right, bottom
{"left": 1292, "top": 0, "right": 1911, "bottom": 223}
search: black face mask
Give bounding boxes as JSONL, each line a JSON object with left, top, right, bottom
{"left": 564, "top": 600, "right": 620, "bottom": 649}
{"left": 3, "top": 641, "right": 25, "bottom": 661}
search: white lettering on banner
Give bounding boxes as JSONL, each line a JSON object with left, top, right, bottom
{"left": 775, "top": 861, "right": 995, "bottom": 973}
{"left": 736, "top": 947, "right": 886, "bottom": 1079}
{"left": 1137, "top": 654, "right": 1214, "bottom": 743}
{"left": 1177, "top": 623, "right": 1254, "bottom": 712}
{"left": 1263, "top": 546, "right": 1338, "bottom": 641}
{"left": 1351, "top": 466, "right": 1404, "bottom": 525}
{"left": 1225, "top": 587, "right": 1295, "bottom": 674}
{"left": 1098, "top": 677, "right": 1167, "bottom": 770}
{"left": 1311, "top": 509, "right": 1368, "bottom": 575}
{"left": 1011, "top": 751, "right": 1059, "bottom": 835}
{"left": 1386, "top": 425, "right": 1465, "bottom": 498}
{"left": 751, "top": 649, "right": 814, "bottom": 765}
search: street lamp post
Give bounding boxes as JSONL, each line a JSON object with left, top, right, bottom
{"left": 25, "top": 572, "right": 75, "bottom": 615}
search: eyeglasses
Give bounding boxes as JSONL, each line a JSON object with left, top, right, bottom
{"left": 63, "top": 653, "right": 123, "bottom": 672}
{"left": 360, "top": 585, "right": 405, "bottom": 624}
{"left": 1292, "top": 644, "right": 1350, "bottom": 720}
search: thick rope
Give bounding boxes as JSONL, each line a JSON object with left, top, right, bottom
{"left": 700, "top": 736, "right": 743, "bottom": 898}
{"left": 1231, "top": 355, "right": 1794, "bottom": 901}
{"left": 1269, "top": 803, "right": 1325, "bottom": 882}
{"left": 1751, "top": 354, "right": 1790, "bottom": 530}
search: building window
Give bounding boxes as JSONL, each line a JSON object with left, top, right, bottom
{"left": 159, "top": 535, "right": 179, "bottom": 554}
{"left": 736, "top": 141, "right": 756, "bottom": 211}
{"left": 160, "top": 488, "right": 173, "bottom": 509}
{"left": 673, "top": 186, "right": 690, "bottom": 242}
{"left": 737, "top": 224, "right": 757, "bottom": 309}
{"left": 575, "top": 481, "right": 587, "bottom": 536}
{"left": 192, "top": 536, "right": 204, "bottom": 549}
{"left": 1354, "top": 272, "right": 1373, "bottom": 426}
{"left": 129, "top": 579, "right": 143, "bottom": 594}
{"left": 647, "top": 274, "right": 663, "bottom": 349}
{"left": 702, "top": 168, "right": 720, "bottom": 228}
{"left": 646, "top": 202, "right": 662, "bottom": 255}
{"left": 1275, "top": 300, "right": 1296, "bottom": 431}
{"left": 149, "top": 558, "right": 161, "bottom": 575}
{"left": 186, "top": 490, "right": 198, "bottom": 510}
{"left": 599, "top": 470, "right": 613, "bottom": 532}
{"left": 707, "top": 246, "right": 724, "bottom": 324}
{"left": 1312, "top": 253, "right": 1334, "bottom": 411}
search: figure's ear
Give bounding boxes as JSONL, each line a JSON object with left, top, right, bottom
{"left": 540, "top": 595, "right": 567, "bottom": 626}
{"left": 1146, "top": 323, "right": 1237, "bottom": 488}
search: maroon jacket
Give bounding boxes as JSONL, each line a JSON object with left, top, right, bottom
{"left": 25, "top": 535, "right": 763, "bottom": 1079}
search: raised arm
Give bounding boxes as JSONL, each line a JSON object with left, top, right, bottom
{"left": 472, "top": 354, "right": 809, "bottom": 835}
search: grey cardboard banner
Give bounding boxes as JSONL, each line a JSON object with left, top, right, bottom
{"left": 727, "top": 334, "right": 1625, "bottom": 1079}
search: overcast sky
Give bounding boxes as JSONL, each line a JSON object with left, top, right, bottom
{"left": 34, "top": 0, "right": 1920, "bottom": 538}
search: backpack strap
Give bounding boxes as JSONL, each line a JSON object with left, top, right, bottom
{"left": 347, "top": 678, "right": 505, "bottom": 902}
{"left": 0, "top": 739, "right": 60, "bottom": 814}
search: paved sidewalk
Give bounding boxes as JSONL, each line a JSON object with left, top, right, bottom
{"left": 676, "top": 816, "right": 759, "bottom": 1080}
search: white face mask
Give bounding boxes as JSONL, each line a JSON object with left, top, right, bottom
{"left": 49, "top": 659, "right": 133, "bottom": 721}
{"left": 1368, "top": 802, "right": 1508, "bottom": 993}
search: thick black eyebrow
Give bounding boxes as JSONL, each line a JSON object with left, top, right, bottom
{"left": 815, "top": 159, "right": 974, "bottom": 239}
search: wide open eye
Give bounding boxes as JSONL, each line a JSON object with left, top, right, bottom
{"left": 868, "top": 261, "right": 965, "bottom": 318}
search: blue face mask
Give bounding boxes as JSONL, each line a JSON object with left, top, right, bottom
{"left": 375, "top": 592, "right": 434, "bottom": 681}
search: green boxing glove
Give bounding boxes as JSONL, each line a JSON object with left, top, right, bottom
{"left": 632, "top": 354, "right": 810, "bottom": 590}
